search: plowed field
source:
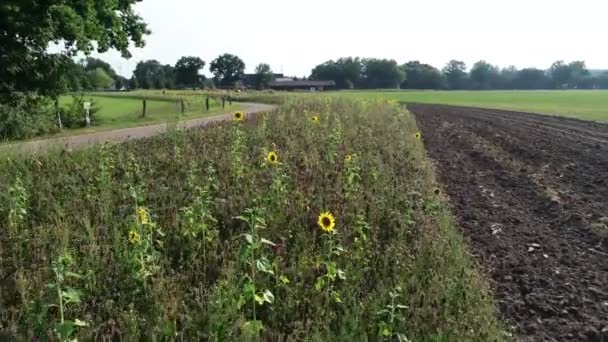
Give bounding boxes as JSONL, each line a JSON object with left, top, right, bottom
{"left": 410, "top": 104, "right": 608, "bottom": 341}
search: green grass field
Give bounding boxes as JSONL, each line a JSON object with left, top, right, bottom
{"left": 57, "top": 94, "right": 238, "bottom": 136}
{"left": 338, "top": 90, "right": 608, "bottom": 122}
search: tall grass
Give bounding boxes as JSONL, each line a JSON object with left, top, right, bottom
{"left": 0, "top": 97, "right": 504, "bottom": 340}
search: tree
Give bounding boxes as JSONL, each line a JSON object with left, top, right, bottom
{"left": 549, "top": 61, "right": 571, "bottom": 89}
{"left": 209, "top": 54, "right": 246, "bottom": 86}
{"left": 513, "top": 68, "right": 550, "bottom": 89}
{"left": 596, "top": 72, "right": 608, "bottom": 89}
{"left": 114, "top": 76, "right": 129, "bottom": 90}
{"left": 568, "top": 61, "right": 590, "bottom": 88}
{"left": 400, "top": 61, "right": 444, "bottom": 89}
{"left": 0, "top": 0, "right": 149, "bottom": 104}
{"left": 88, "top": 68, "right": 114, "bottom": 89}
{"left": 442, "top": 60, "right": 469, "bottom": 90}
{"left": 361, "top": 59, "right": 404, "bottom": 89}
{"left": 133, "top": 60, "right": 175, "bottom": 89}
{"left": 310, "top": 58, "right": 365, "bottom": 89}
{"left": 254, "top": 63, "right": 274, "bottom": 89}
{"left": 129, "top": 77, "right": 139, "bottom": 90}
{"left": 175, "top": 56, "right": 205, "bottom": 88}
{"left": 470, "top": 61, "right": 501, "bottom": 90}
{"left": 83, "top": 57, "right": 118, "bottom": 79}
{"left": 499, "top": 66, "right": 519, "bottom": 89}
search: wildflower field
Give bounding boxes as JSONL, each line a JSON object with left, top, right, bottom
{"left": 0, "top": 97, "right": 504, "bottom": 340}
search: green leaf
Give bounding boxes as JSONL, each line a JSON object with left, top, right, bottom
{"left": 279, "top": 275, "right": 290, "bottom": 284}
{"left": 256, "top": 258, "right": 274, "bottom": 275}
{"left": 74, "top": 318, "right": 89, "bottom": 327}
{"left": 244, "top": 234, "right": 253, "bottom": 244}
{"left": 260, "top": 238, "right": 276, "bottom": 246}
{"left": 337, "top": 269, "right": 346, "bottom": 280}
{"left": 61, "top": 288, "right": 82, "bottom": 305}
{"left": 326, "top": 262, "right": 337, "bottom": 280}
{"left": 396, "top": 333, "right": 411, "bottom": 342}
{"left": 254, "top": 293, "right": 265, "bottom": 305}
{"left": 331, "top": 290, "right": 342, "bottom": 303}
{"left": 381, "top": 327, "right": 392, "bottom": 337}
{"left": 243, "top": 282, "right": 255, "bottom": 300}
{"left": 55, "top": 321, "right": 76, "bottom": 340}
{"left": 242, "top": 320, "right": 263, "bottom": 337}
{"left": 262, "top": 289, "right": 275, "bottom": 304}
{"left": 314, "top": 277, "right": 325, "bottom": 291}
{"left": 64, "top": 271, "right": 82, "bottom": 279}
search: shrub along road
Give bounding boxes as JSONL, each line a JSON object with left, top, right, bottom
{"left": 1, "top": 102, "right": 275, "bottom": 155}
{"left": 410, "top": 103, "right": 608, "bottom": 341}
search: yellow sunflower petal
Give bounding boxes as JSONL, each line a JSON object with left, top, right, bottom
{"left": 317, "top": 211, "right": 336, "bottom": 233}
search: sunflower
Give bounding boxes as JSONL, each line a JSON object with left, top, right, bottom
{"left": 311, "top": 115, "right": 319, "bottom": 124}
{"left": 266, "top": 151, "right": 279, "bottom": 165}
{"left": 317, "top": 212, "right": 336, "bottom": 233}
{"left": 128, "top": 230, "right": 141, "bottom": 244}
{"left": 138, "top": 207, "right": 150, "bottom": 225}
{"left": 345, "top": 155, "right": 352, "bottom": 163}
{"left": 233, "top": 111, "right": 244, "bottom": 122}
{"left": 415, "top": 132, "right": 422, "bottom": 140}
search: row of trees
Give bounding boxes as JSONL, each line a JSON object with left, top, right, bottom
{"left": 64, "top": 54, "right": 277, "bottom": 91}
{"left": 129, "top": 54, "right": 275, "bottom": 90}
{"left": 310, "top": 58, "right": 608, "bottom": 90}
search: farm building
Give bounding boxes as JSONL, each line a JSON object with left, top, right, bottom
{"left": 268, "top": 80, "right": 336, "bottom": 91}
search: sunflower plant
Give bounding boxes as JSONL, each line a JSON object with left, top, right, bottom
{"left": 7, "top": 176, "right": 28, "bottom": 237}
{"left": 376, "top": 287, "right": 410, "bottom": 341}
{"left": 343, "top": 153, "right": 362, "bottom": 199}
{"left": 235, "top": 207, "right": 277, "bottom": 336}
{"left": 230, "top": 125, "right": 247, "bottom": 180}
{"left": 127, "top": 205, "right": 162, "bottom": 286}
{"left": 314, "top": 211, "right": 346, "bottom": 304}
{"left": 47, "top": 254, "right": 89, "bottom": 341}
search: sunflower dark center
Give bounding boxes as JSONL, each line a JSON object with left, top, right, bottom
{"left": 322, "top": 217, "right": 331, "bottom": 226}
{"left": 271, "top": 155, "right": 276, "bottom": 161}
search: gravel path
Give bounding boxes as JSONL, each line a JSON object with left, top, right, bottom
{"left": 2, "top": 102, "right": 276, "bottom": 155}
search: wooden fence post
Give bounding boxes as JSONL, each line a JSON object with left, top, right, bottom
{"left": 142, "top": 99, "right": 147, "bottom": 117}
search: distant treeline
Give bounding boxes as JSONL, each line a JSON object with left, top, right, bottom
{"left": 309, "top": 58, "right": 608, "bottom": 90}
{"left": 65, "top": 54, "right": 274, "bottom": 91}
{"left": 66, "top": 55, "right": 608, "bottom": 92}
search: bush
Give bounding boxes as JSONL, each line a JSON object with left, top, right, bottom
{"left": 59, "top": 95, "right": 100, "bottom": 128}
{"left": 0, "top": 95, "right": 59, "bottom": 140}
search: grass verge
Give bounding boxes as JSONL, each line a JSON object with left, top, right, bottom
{"left": 0, "top": 97, "right": 505, "bottom": 340}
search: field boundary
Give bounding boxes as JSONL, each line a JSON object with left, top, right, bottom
{"left": 1, "top": 102, "right": 275, "bottom": 155}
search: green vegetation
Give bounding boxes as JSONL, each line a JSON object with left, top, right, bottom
{"left": 0, "top": 98, "right": 504, "bottom": 340}
{"left": 53, "top": 94, "right": 237, "bottom": 135}
{"left": 339, "top": 90, "right": 608, "bottom": 122}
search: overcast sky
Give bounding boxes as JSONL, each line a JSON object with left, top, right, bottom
{"left": 96, "top": 0, "right": 608, "bottom": 77}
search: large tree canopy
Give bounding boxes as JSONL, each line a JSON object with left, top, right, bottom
{"left": 469, "top": 61, "right": 501, "bottom": 90}
{"left": 174, "top": 56, "right": 205, "bottom": 88}
{"left": 133, "top": 60, "right": 176, "bottom": 89}
{"left": 254, "top": 63, "right": 274, "bottom": 89}
{"left": 0, "top": 0, "right": 149, "bottom": 103}
{"left": 209, "top": 54, "right": 245, "bottom": 87}
{"left": 400, "top": 61, "right": 444, "bottom": 89}
{"left": 442, "top": 60, "right": 468, "bottom": 90}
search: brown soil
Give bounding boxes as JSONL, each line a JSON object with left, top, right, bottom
{"left": 409, "top": 104, "right": 608, "bottom": 342}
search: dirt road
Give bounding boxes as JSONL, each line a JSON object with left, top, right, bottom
{"left": 410, "top": 104, "right": 608, "bottom": 341}
{"left": 1, "top": 102, "right": 276, "bottom": 155}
